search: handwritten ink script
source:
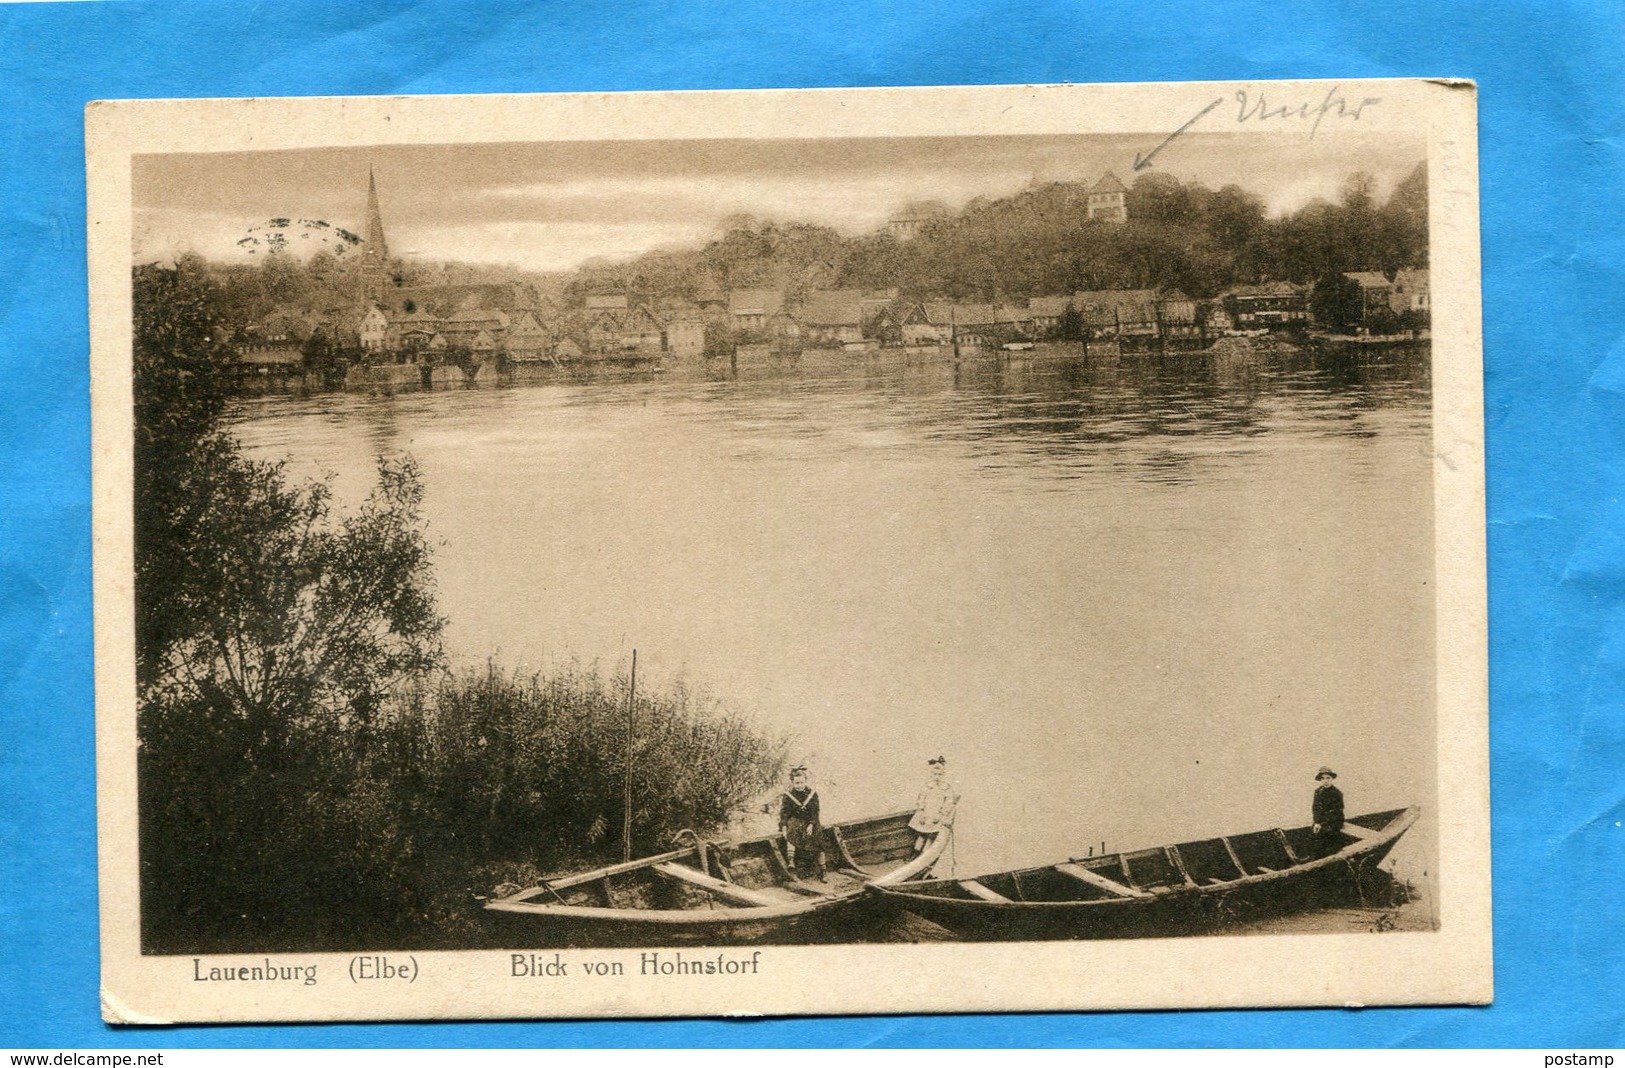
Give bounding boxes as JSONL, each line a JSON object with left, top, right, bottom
{"left": 1135, "top": 85, "right": 1383, "bottom": 170}
{"left": 1234, "top": 84, "right": 1383, "bottom": 137}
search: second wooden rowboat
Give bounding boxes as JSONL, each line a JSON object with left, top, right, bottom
{"left": 867, "top": 806, "right": 1420, "bottom": 940}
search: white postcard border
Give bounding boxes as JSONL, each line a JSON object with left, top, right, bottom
{"left": 88, "top": 80, "right": 1489, "bottom": 1023}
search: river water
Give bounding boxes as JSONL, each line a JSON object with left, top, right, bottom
{"left": 233, "top": 345, "right": 1437, "bottom": 886}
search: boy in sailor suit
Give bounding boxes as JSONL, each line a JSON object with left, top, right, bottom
{"left": 778, "top": 765, "right": 825, "bottom": 880}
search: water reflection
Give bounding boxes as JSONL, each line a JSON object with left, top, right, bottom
{"left": 612, "top": 344, "right": 1432, "bottom": 489}
{"left": 236, "top": 344, "right": 1431, "bottom": 495}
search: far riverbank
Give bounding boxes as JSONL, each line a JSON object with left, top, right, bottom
{"left": 241, "top": 332, "right": 1430, "bottom": 398}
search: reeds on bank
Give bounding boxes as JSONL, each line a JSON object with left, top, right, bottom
{"left": 139, "top": 661, "right": 785, "bottom": 954}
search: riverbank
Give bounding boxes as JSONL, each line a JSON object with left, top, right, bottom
{"left": 238, "top": 330, "right": 1436, "bottom": 398}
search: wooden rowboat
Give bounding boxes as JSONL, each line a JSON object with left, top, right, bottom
{"left": 868, "top": 806, "right": 1420, "bottom": 940}
{"left": 485, "top": 810, "right": 948, "bottom": 945}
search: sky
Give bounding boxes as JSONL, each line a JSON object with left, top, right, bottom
{"left": 133, "top": 130, "right": 1426, "bottom": 274}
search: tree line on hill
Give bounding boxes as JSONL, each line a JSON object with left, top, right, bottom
{"left": 562, "top": 164, "right": 1428, "bottom": 308}
{"left": 186, "top": 164, "right": 1426, "bottom": 337}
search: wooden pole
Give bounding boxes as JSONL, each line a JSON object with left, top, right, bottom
{"left": 622, "top": 649, "right": 638, "bottom": 863}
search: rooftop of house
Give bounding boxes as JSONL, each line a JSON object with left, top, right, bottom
{"left": 1027, "top": 296, "right": 1072, "bottom": 317}
{"left": 1072, "top": 288, "right": 1158, "bottom": 308}
{"left": 1090, "top": 171, "right": 1127, "bottom": 195}
{"left": 237, "top": 344, "right": 304, "bottom": 365}
{"left": 660, "top": 304, "right": 707, "bottom": 324}
{"left": 728, "top": 288, "right": 785, "bottom": 316}
{"left": 949, "top": 302, "right": 999, "bottom": 326}
{"left": 1224, "top": 281, "right": 1305, "bottom": 299}
{"left": 798, "top": 290, "right": 866, "bottom": 327}
{"left": 443, "top": 308, "right": 511, "bottom": 327}
{"left": 923, "top": 303, "right": 1031, "bottom": 327}
{"left": 621, "top": 304, "right": 662, "bottom": 328}
{"left": 390, "top": 308, "right": 442, "bottom": 326}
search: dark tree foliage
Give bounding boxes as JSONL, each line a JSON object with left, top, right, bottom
{"left": 134, "top": 262, "right": 446, "bottom": 708}
{"left": 133, "top": 258, "right": 239, "bottom": 690}
{"left": 1309, "top": 271, "right": 1366, "bottom": 334}
{"left": 136, "top": 262, "right": 448, "bottom": 950}
{"left": 300, "top": 328, "right": 355, "bottom": 388}
{"left": 1380, "top": 162, "right": 1429, "bottom": 272}
{"left": 1053, "top": 302, "right": 1085, "bottom": 342}
{"left": 133, "top": 266, "right": 786, "bottom": 953}
{"left": 598, "top": 167, "right": 1424, "bottom": 304}
{"left": 441, "top": 342, "right": 476, "bottom": 372}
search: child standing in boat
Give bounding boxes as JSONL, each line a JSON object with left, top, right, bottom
{"left": 778, "top": 765, "right": 825, "bottom": 880}
{"left": 910, "top": 755, "right": 960, "bottom": 854}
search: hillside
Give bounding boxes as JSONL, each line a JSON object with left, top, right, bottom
{"left": 194, "top": 164, "right": 1426, "bottom": 332}
{"left": 558, "top": 164, "right": 1427, "bottom": 307}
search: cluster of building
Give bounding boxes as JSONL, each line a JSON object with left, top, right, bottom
{"left": 1344, "top": 270, "right": 1432, "bottom": 321}
{"left": 235, "top": 268, "right": 1430, "bottom": 383}
{"left": 320, "top": 285, "right": 908, "bottom": 364}
{"left": 231, "top": 168, "right": 1428, "bottom": 384}
{"left": 1204, "top": 271, "right": 1429, "bottom": 333}
{"left": 899, "top": 289, "right": 1200, "bottom": 350}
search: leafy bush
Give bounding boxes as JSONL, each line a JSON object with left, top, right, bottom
{"left": 133, "top": 264, "right": 785, "bottom": 953}
{"left": 1309, "top": 271, "right": 1365, "bottom": 333}
{"left": 142, "top": 660, "right": 785, "bottom": 953}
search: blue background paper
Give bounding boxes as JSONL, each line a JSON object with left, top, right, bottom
{"left": 1, "top": 0, "right": 1621, "bottom": 1048}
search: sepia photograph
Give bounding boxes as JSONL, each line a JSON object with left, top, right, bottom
{"left": 89, "top": 81, "right": 1489, "bottom": 1021}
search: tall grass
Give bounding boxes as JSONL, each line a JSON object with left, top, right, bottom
{"left": 408, "top": 661, "right": 787, "bottom": 886}
{"left": 140, "top": 661, "right": 785, "bottom": 953}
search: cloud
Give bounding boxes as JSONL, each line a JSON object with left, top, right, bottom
{"left": 474, "top": 167, "right": 1034, "bottom": 234}
{"left": 403, "top": 220, "right": 717, "bottom": 272}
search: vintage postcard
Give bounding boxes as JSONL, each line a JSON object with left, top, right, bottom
{"left": 88, "top": 80, "right": 1489, "bottom": 1022}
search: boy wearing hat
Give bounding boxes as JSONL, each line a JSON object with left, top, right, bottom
{"left": 1311, "top": 766, "right": 1345, "bottom": 857}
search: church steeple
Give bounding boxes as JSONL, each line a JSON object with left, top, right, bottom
{"left": 360, "top": 165, "right": 389, "bottom": 305}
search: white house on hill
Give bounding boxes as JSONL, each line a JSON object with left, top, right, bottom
{"left": 1087, "top": 172, "right": 1128, "bottom": 223}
